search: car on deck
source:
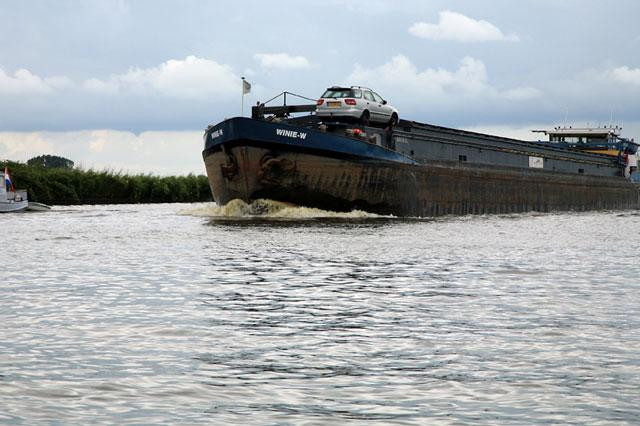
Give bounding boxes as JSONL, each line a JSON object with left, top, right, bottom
{"left": 316, "top": 86, "right": 399, "bottom": 127}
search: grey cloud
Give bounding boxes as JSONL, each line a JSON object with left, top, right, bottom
{"left": 1, "top": 0, "right": 639, "bottom": 131}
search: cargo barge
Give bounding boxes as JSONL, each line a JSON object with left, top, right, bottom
{"left": 202, "top": 99, "right": 640, "bottom": 217}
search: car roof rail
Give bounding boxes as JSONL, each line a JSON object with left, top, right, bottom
{"left": 326, "top": 85, "right": 373, "bottom": 91}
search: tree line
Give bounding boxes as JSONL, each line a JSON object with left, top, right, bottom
{"left": 5, "top": 158, "right": 212, "bottom": 205}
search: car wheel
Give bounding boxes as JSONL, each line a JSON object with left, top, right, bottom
{"left": 389, "top": 113, "right": 398, "bottom": 128}
{"left": 360, "top": 110, "right": 370, "bottom": 126}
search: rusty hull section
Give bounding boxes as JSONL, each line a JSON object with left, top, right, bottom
{"left": 204, "top": 145, "right": 640, "bottom": 217}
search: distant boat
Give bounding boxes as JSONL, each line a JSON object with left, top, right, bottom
{"left": 1, "top": 168, "right": 51, "bottom": 213}
{"left": 0, "top": 188, "right": 28, "bottom": 213}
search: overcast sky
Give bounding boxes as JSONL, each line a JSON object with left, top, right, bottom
{"left": 1, "top": 0, "right": 639, "bottom": 175}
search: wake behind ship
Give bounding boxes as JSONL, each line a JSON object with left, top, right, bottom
{"left": 202, "top": 93, "right": 640, "bottom": 217}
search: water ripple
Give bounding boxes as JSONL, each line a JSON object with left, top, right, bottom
{"left": 0, "top": 204, "right": 639, "bottom": 424}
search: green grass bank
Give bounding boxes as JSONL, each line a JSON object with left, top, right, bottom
{"left": 6, "top": 161, "right": 213, "bottom": 205}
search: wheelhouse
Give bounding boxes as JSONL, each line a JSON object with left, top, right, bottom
{"left": 533, "top": 126, "right": 638, "bottom": 157}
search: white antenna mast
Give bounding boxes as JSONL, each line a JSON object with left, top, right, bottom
{"left": 610, "top": 108, "right": 613, "bottom": 127}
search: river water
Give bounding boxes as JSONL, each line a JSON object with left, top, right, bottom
{"left": 1, "top": 201, "right": 639, "bottom": 424}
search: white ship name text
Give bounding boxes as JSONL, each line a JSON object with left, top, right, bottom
{"left": 276, "top": 129, "right": 307, "bottom": 140}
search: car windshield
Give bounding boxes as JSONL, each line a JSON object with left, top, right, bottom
{"left": 321, "top": 88, "right": 361, "bottom": 98}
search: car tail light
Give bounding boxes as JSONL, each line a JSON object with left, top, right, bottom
{"left": 345, "top": 98, "right": 356, "bottom": 105}
{"left": 316, "top": 99, "right": 324, "bottom": 105}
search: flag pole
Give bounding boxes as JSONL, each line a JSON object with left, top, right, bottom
{"left": 241, "top": 76, "right": 245, "bottom": 117}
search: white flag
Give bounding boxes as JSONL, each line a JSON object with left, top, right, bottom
{"left": 242, "top": 79, "right": 251, "bottom": 94}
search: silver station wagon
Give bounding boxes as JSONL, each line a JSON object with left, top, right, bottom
{"left": 316, "top": 86, "right": 399, "bottom": 127}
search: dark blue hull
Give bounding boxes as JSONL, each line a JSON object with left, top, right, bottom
{"left": 203, "top": 117, "right": 417, "bottom": 165}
